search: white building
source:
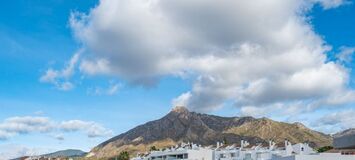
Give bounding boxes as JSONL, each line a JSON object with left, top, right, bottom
{"left": 271, "top": 141, "right": 355, "bottom": 160}
{"left": 144, "top": 143, "right": 213, "bottom": 160}
{"left": 272, "top": 153, "right": 355, "bottom": 160}
{"left": 214, "top": 140, "right": 277, "bottom": 160}
{"left": 134, "top": 140, "right": 355, "bottom": 160}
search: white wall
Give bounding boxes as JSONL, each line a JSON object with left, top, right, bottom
{"left": 272, "top": 153, "right": 355, "bottom": 160}
{"left": 188, "top": 148, "right": 214, "bottom": 160}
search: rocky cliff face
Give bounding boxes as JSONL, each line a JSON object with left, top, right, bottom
{"left": 88, "top": 107, "right": 331, "bottom": 158}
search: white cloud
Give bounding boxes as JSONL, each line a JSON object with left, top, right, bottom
{"left": 106, "top": 83, "right": 120, "bottom": 95}
{"left": 312, "top": 110, "right": 355, "bottom": 133}
{"left": 60, "top": 120, "right": 88, "bottom": 132}
{"left": 172, "top": 92, "right": 192, "bottom": 108}
{"left": 0, "top": 116, "right": 53, "bottom": 138}
{"left": 240, "top": 106, "right": 269, "bottom": 118}
{"left": 69, "top": 0, "right": 354, "bottom": 115}
{"left": 236, "top": 63, "right": 348, "bottom": 106}
{"left": 87, "top": 82, "right": 121, "bottom": 96}
{"left": 52, "top": 134, "right": 64, "bottom": 141}
{"left": 0, "top": 116, "right": 112, "bottom": 140}
{"left": 40, "top": 50, "right": 82, "bottom": 91}
{"left": 0, "top": 144, "right": 52, "bottom": 160}
{"left": 0, "top": 130, "right": 15, "bottom": 140}
{"left": 239, "top": 102, "right": 310, "bottom": 118}
{"left": 314, "top": 0, "right": 351, "bottom": 9}
{"left": 79, "top": 58, "right": 111, "bottom": 76}
{"left": 60, "top": 120, "right": 113, "bottom": 138}
{"left": 337, "top": 46, "right": 355, "bottom": 63}
{"left": 321, "top": 90, "right": 355, "bottom": 106}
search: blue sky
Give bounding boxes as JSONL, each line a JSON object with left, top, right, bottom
{"left": 0, "top": 0, "right": 354, "bottom": 159}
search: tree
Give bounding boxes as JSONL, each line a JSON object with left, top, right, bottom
{"left": 223, "top": 137, "right": 228, "bottom": 145}
{"left": 150, "top": 146, "right": 158, "bottom": 151}
{"left": 119, "top": 151, "right": 130, "bottom": 160}
{"left": 317, "top": 146, "right": 333, "bottom": 153}
{"left": 110, "top": 151, "right": 130, "bottom": 160}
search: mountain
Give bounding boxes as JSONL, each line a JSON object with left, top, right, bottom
{"left": 11, "top": 149, "right": 86, "bottom": 160}
{"left": 333, "top": 128, "right": 355, "bottom": 149}
{"left": 87, "top": 106, "right": 331, "bottom": 158}
{"left": 10, "top": 157, "right": 29, "bottom": 160}
{"left": 42, "top": 149, "right": 86, "bottom": 157}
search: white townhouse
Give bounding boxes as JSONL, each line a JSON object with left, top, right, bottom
{"left": 143, "top": 143, "right": 214, "bottom": 160}
{"left": 133, "top": 140, "right": 355, "bottom": 160}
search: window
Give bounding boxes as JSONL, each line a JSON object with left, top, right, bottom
{"left": 244, "top": 153, "right": 252, "bottom": 160}
{"left": 176, "top": 154, "right": 184, "bottom": 159}
{"left": 231, "top": 153, "right": 235, "bottom": 157}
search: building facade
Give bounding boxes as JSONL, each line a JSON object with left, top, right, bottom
{"left": 133, "top": 140, "right": 355, "bottom": 160}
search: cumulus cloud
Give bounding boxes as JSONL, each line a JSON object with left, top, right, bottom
{"left": 68, "top": 0, "right": 354, "bottom": 116}
{"left": 0, "top": 144, "right": 52, "bottom": 160}
{"left": 0, "top": 116, "right": 112, "bottom": 140}
{"left": 40, "top": 50, "right": 82, "bottom": 91}
{"left": 0, "top": 116, "right": 53, "bottom": 139}
{"left": 60, "top": 120, "right": 113, "bottom": 138}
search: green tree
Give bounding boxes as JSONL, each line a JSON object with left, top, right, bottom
{"left": 110, "top": 151, "right": 130, "bottom": 160}
{"left": 317, "top": 146, "right": 333, "bottom": 153}
{"left": 119, "top": 151, "right": 130, "bottom": 160}
{"left": 223, "top": 137, "right": 228, "bottom": 145}
{"left": 150, "top": 146, "right": 158, "bottom": 151}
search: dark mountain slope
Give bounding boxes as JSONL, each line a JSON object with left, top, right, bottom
{"left": 43, "top": 149, "right": 86, "bottom": 157}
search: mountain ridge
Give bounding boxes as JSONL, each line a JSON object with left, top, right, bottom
{"left": 88, "top": 106, "right": 332, "bottom": 159}
{"left": 42, "top": 149, "right": 87, "bottom": 157}
{"left": 11, "top": 149, "right": 86, "bottom": 160}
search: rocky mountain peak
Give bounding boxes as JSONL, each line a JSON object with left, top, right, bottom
{"left": 171, "top": 106, "right": 189, "bottom": 114}
{"left": 293, "top": 122, "right": 307, "bottom": 129}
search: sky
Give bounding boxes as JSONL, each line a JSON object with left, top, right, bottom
{"left": 0, "top": 0, "right": 354, "bottom": 159}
